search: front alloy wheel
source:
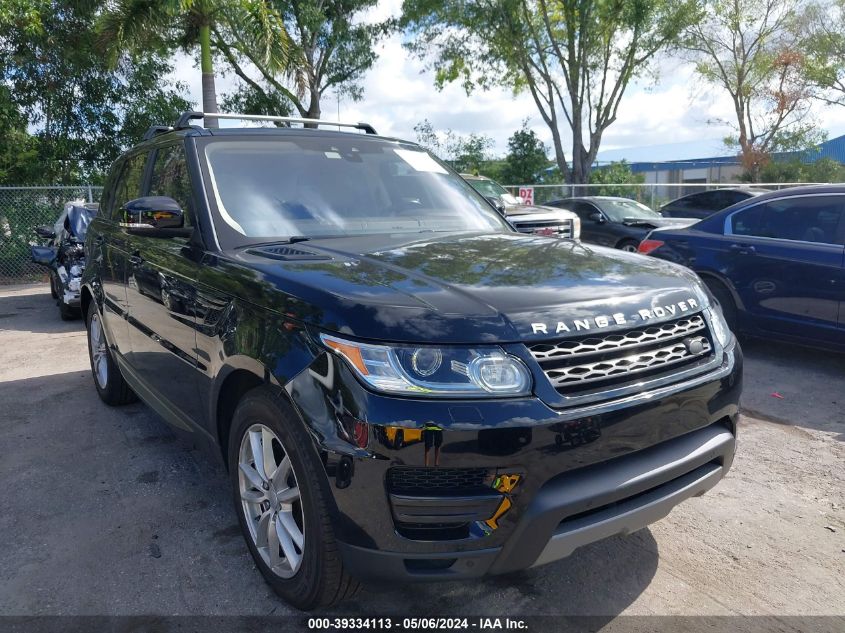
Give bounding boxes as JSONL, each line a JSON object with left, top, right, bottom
{"left": 238, "top": 424, "right": 305, "bottom": 578}
{"left": 228, "top": 388, "right": 360, "bottom": 609}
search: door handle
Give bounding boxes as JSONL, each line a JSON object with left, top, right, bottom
{"left": 729, "top": 244, "right": 756, "bottom": 255}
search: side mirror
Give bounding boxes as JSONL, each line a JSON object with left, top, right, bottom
{"left": 589, "top": 212, "right": 605, "bottom": 224}
{"left": 122, "top": 196, "right": 190, "bottom": 237}
{"left": 35, "top": 226, "right": 56, "bottom": 240}
{"left": 486, "top": 196, "right": 507, "bottom": 215}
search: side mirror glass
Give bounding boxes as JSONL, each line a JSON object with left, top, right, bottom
{"left": 589, "top": 212, "right": 605, "bottom": 223}
{"left": 486, "top": 196, "right": 507, "bottom": 215}
{"left": 35, "top": 226, "right": 56, "bottom": 240}
{"left": 122, "top": 196, "right": 190, "bottom": 237}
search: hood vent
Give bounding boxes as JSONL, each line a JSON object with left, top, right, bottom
{"left": 248, "top": 246, "right": 330, "bottom": 261}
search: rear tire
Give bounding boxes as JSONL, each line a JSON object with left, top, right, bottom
{"left": 85, "top": 302, "right": 137, "bottom": 405}
{"left": 59, "top": 297, "right": 78, "bottom": 321}
{"left": 704, "top": 279, "right": 739, "bottom": 334}
{"left": 228, "top": 387, "right": 360, "bottom": 610}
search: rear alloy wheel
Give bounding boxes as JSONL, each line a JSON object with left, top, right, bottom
{"left": 618, "top": 239, "right": 639, "bottom": 253}
{"left": 85, "top": 302, "right": 137, "bottom": 406}
{"left": 229, "top": 388, "right": 360, "bottom": 609}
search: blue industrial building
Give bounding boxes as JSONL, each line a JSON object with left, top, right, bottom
{"left": 621, "top": 133, "right": 845, "bottom": 184}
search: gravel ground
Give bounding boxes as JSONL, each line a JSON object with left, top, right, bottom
{"left": 0, "top": 284, "right": 842, "bottom": 623}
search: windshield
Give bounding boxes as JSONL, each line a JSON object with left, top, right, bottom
{"left": 466, "top": 178, "right": 508, "bottom": 198}
{"left": 597, "top": 199, "right": 660, "bottom": 222}
{"left": 203, "top": 137, "right": 510, "bottom": 245}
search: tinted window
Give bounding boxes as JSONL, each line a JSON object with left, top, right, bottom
{"left": 723, "top": 190, "right": 749, "bottom": 206}
{"left": 597, "top": 199, "right": 660, "bottom": 222}
{"left": 113, "top": 153, "right": 148, "bottom": 222}
{"left": 149, "top": 144, "right": 193, "bottom": 227}
{"left": 467, "top": 178, "right": 508, "bottom": 198}
{"left": 573, "top": 201, "right": 598, "bottom": 219}
{"left": 731, "top": 196, "right": 844, "bottom": 244}
{"left": 203, "top": 138, "right": 509, "bottom": 242}
{"left": 99, "top": 162, "right": 122, "bottom": 220}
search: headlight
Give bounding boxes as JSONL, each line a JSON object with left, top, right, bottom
{"left": 570, "top": 216, "right": 581, "bottom": 240}
{"left": 320, "top": 334, "right": 532, "bottom": 397}
{"left": 705, "top": 306, "right": 732, "bottom": 348}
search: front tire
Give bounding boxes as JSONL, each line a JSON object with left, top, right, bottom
{"left": 85, "top": 302, "right": 137, "bottom": 405}
{"left": 617, "top": 239, "right": 640, "bottom": 253}
{"left": 228, "top": 387, "right": 360, "bottom": 610}
{"left": 704, "top": 279, "right": 739, "bottom": 334}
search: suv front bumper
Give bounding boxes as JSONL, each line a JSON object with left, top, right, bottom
{"left": 286, "top": 341, "right": 742, "bottom": 581}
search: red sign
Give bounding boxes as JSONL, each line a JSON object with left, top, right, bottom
{"left": 519, "top": 187, "right": 534, "bottom": 205}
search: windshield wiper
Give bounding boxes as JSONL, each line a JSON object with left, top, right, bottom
{"left": 237, "top": 236, "right": 311, "bottom": 249}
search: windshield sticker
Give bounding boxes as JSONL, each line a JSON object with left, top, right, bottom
{"left": 394, "top": 149, "right": 448, "bottom": 174}
{"left": 325, "top": 151, "right": 341, "bottom": 159}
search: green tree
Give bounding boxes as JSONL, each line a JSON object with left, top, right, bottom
{"left": 98, "top": 0, "right": 287, "bottom": 127}
{"left": 753, "top": 157, "right": 845, "bottom": 183}
{"left": 500, "top": 121, "right": 551, "bottom": 184}
{"left": 805, "top": 0, "right": 845, "bottom": 107}
{"left": 216, "top": 0, "right": 389, "bottom": 120}
{"left": 0, "top": 1, "right": 192, "bottom": 182}
{"left": 413, "top": 119, "right": 493, "bottom": 173}
{"left": 685, "top": 0, "right": 823, "bottom": 181}
{"left": 0, "top": 87, "right": 40, "bottom": 184}
{"left": 588, "top": 160, "right": 645, "bottom": 197}
{"left": 402, "top": 0, "right": 699, "bottom": 183}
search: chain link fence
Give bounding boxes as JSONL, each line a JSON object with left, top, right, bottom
{"left": 504, "top": 182, "right": 828, "bottom": 208}
{"left": 0, "top": 186, "right": 102, "bottom": 285}
{"left": 0, "top": 181, "right": 834, "bottom": 285}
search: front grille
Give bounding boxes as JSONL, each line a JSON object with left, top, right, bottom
{"left": 511, "top": 217, "right": 573, "bottom": 238}
{"left": 387, "top": 467, "right": 491, "bottom": 494}
{"left": 529, "top": 314, "right": 714, "bottom": 396}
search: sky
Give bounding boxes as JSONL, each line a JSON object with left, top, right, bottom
{"left": 166, "top": 0, "right": 845, "bottom": 164}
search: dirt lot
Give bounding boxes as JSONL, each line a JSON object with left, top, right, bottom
{"left": 0, "top": 284, "right": 843, "bottom": 623}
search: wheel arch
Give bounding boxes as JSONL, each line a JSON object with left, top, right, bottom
{"left": 695, "top": 270, "right": 745, "bottom": 311}
{"left": 80, "top": 285, "right": 94, "bottom": 318}
{"left": 214, "top": 366, "right": 266, "bottom": 467}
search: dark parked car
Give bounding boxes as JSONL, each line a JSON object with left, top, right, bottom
{"left": 640, "top": 185, "right": 845, "bottom": 351}
{"left": 81, "top": 111, "right": 741, "bottom": 609}
{"left": 660, "top": 188, "right": 768, "bottom": 219}
{"left": 546, "top": 196, "right": 697, "bottom": 251}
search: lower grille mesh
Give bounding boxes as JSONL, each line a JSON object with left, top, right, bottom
{"left": 387, "top": 467, "right": 491, "bottom": 494}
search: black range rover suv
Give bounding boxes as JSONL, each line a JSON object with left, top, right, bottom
{"left": 81, "top": 112, "right": 742, "bottom": 610}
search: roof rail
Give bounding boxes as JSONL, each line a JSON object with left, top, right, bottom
{"left": 142, "top": 125, "right": 174, "bottom": 140}
{"left": 174, "top": 111, "right": 378, "bottom": 135}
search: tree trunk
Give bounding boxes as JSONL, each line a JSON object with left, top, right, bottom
{"left": 548, "top": 125, "right": 570, "bottom": 184}
{"left": 199, "top": 23, "right": 218, "bottom": 128}
{"left": 303, "top": 90, "right": 321, "bottom": 128}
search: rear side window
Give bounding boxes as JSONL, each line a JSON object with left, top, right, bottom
{"left": 573, "top": 201, "right": 598, "bottom": 218}
{"left": 731, "top": 196, "right": 844, "bottom": 245}
{"left": 149, "top": 144, "right": 193, "bottom": 227}
{"left": 112, "top": 153, "right": 149, "bottom": 222}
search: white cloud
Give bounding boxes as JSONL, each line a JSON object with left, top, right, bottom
{"left": 166, "top": 4, "right": 845, "bottom": 162}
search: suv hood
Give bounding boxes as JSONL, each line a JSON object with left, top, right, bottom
{"left": 226, "top": 232, "right": 706, "bottom": 344}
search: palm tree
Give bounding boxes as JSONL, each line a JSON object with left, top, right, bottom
{"left": 98, "top": 0, "right": 289, "bottom": 127}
